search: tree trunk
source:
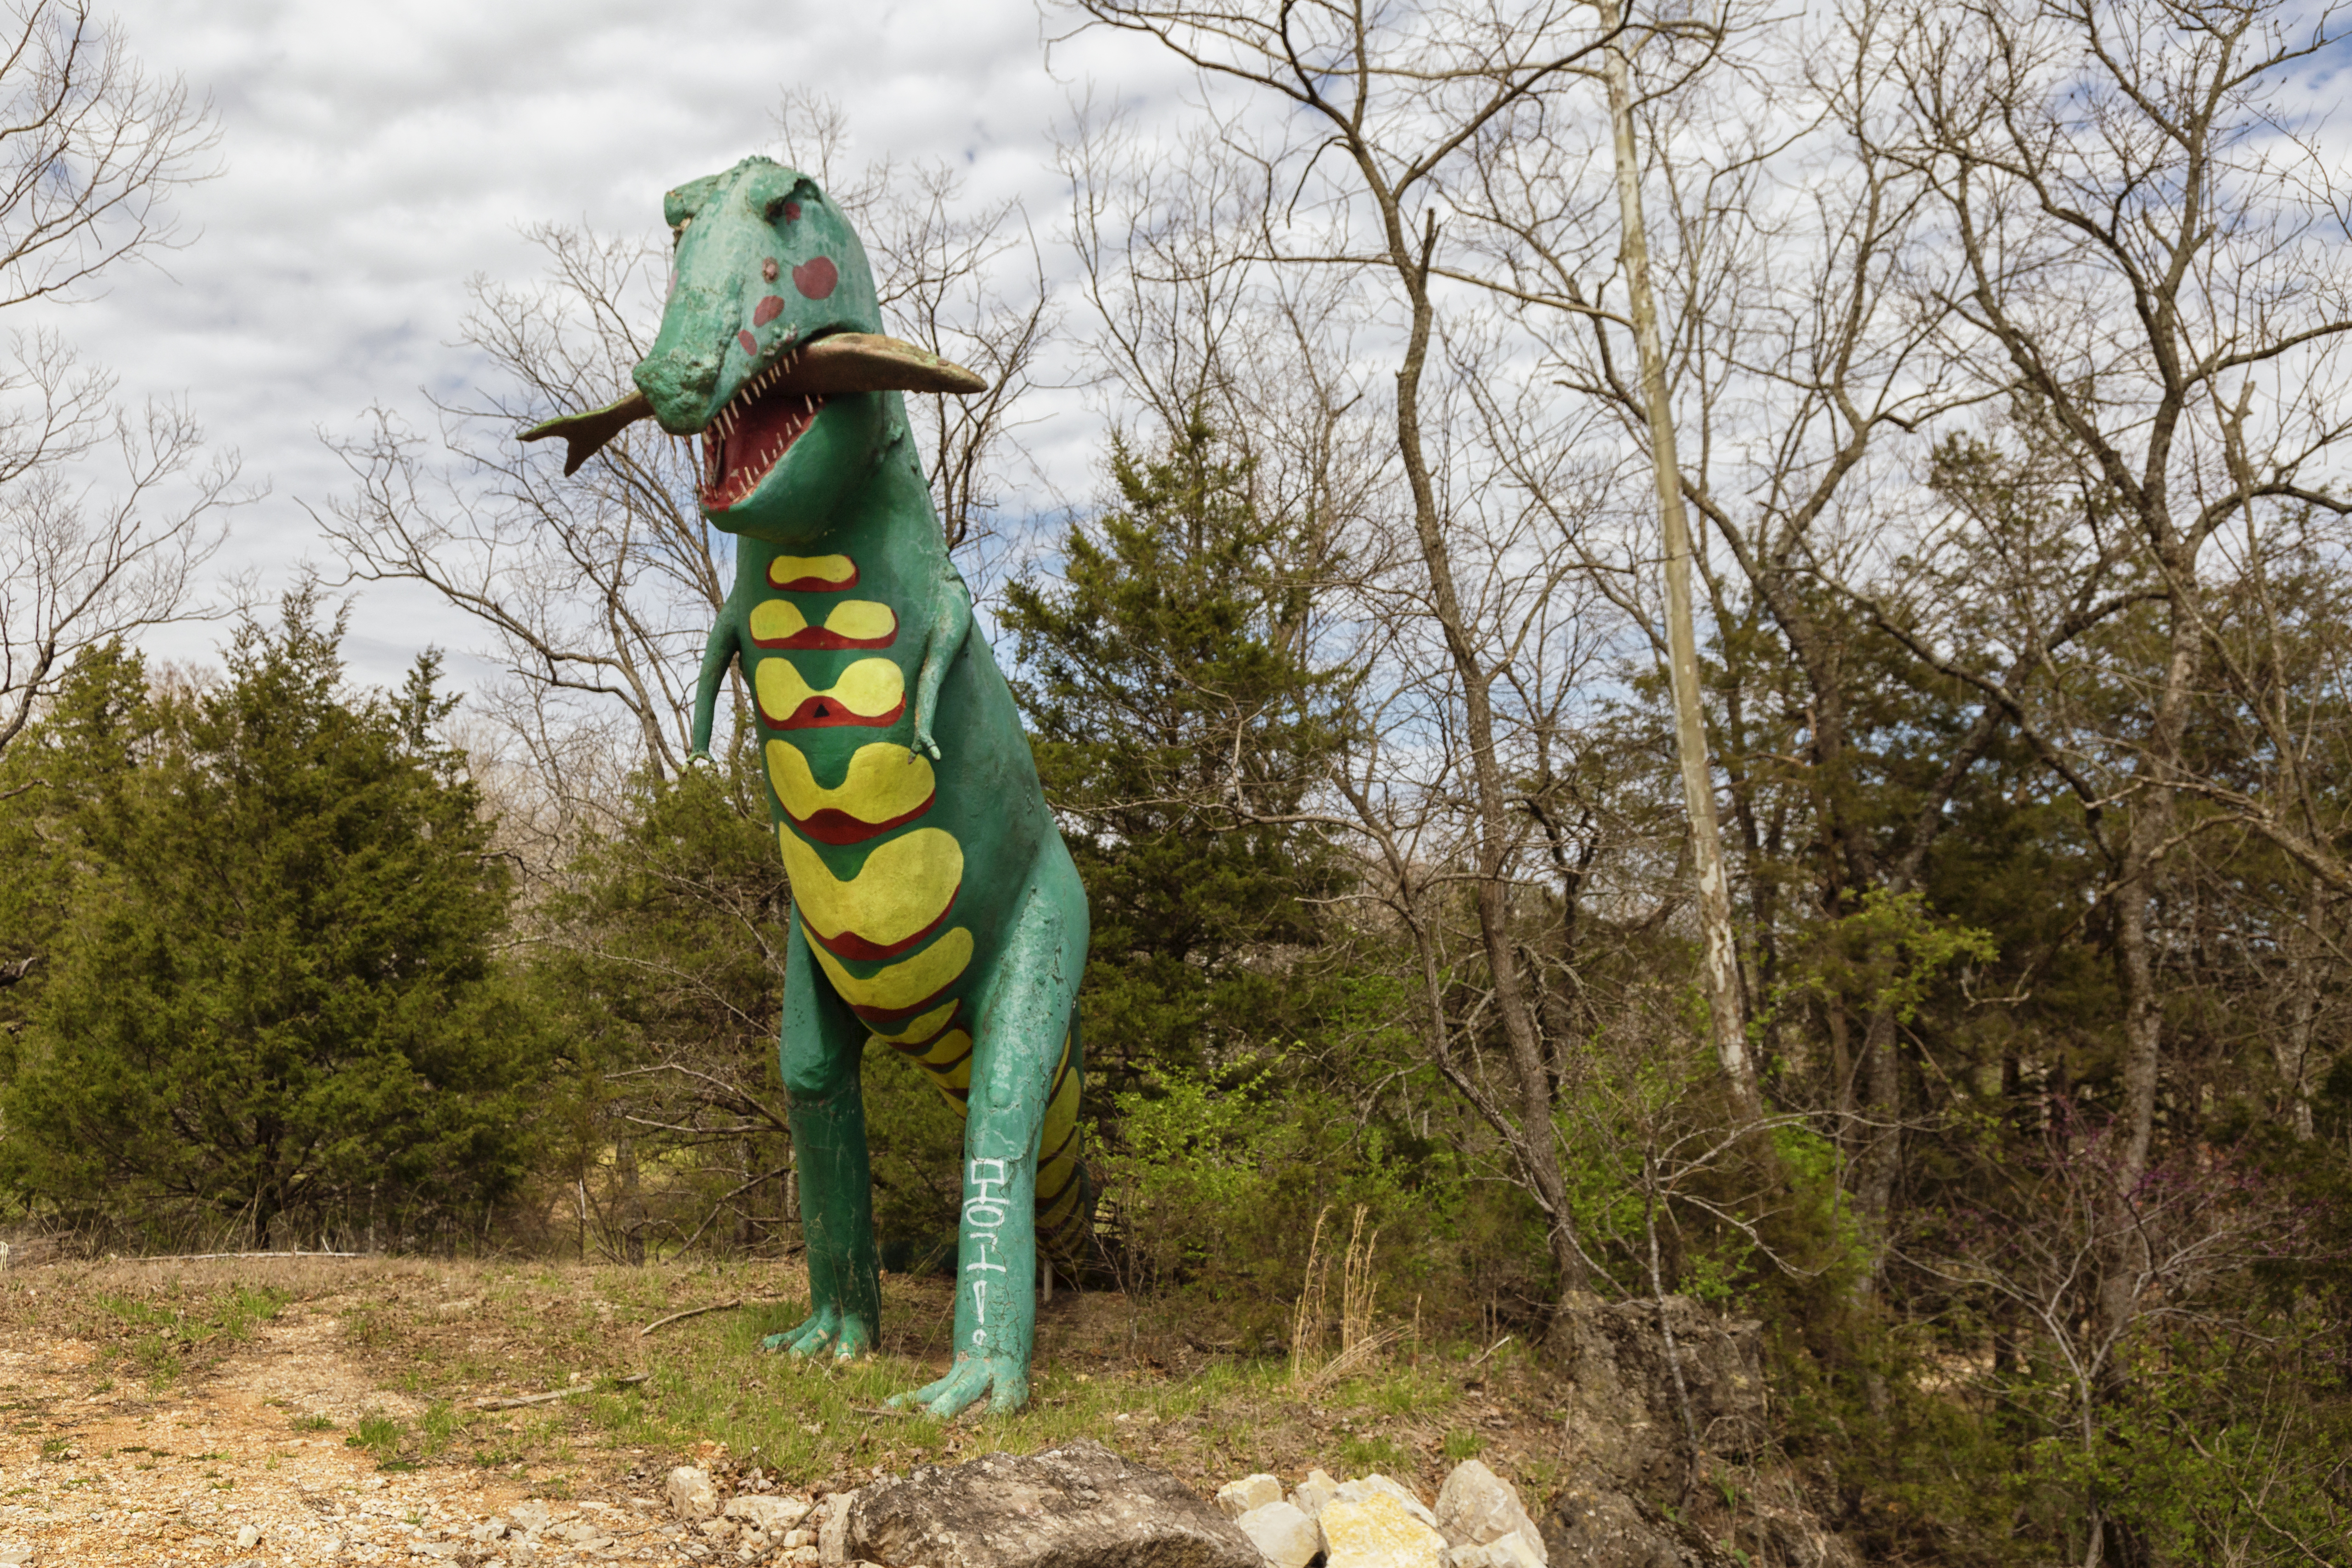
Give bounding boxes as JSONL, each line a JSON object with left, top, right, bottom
{"left": 1375, "top": 188, "right": 1588, "bottom": 1313}
{"left": 1597, "top": 4, "right": 1758, "bottom": 1119}
{"left": 2275, "top": 883, "right": 2324, "bottom": 1140}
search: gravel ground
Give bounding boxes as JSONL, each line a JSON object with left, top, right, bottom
{"left": 0, "top": 1285, "right": 790, "bottom": 1567}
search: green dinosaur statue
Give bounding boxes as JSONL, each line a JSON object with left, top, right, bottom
{"left": 522, "top": 157, "right": 1089, "bottom": 1417}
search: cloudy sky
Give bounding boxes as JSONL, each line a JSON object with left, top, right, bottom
{"left": 30, "top": 0, "right": 1189, "bottom": 685}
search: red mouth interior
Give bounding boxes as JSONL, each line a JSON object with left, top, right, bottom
{"left": 701, "top": 379, "right": 826, "bottom": 509}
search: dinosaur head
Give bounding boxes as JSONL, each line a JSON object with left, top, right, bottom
{"left": 633, "top": 157, "right": 896, "bottom": 539}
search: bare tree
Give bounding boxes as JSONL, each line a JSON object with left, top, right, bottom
{"left": 315, "top": 222, "right": 716, "bottom": 806}
{"left": 1849, "top": 0, "right": 2352, "bottom": 1277}
{"left": 1065, "top": 0, "right": 1651, "bottom": 1328}
{"left": 0, "top": 0, "right": 232, "bottom": 765}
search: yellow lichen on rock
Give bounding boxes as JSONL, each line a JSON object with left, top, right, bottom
{"left": 1317, "top": 1491, "right": 1448, "bottom": 1568}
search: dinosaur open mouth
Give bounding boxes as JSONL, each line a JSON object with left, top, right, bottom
{"left": 700, "top": 361, "right": 826, "bottom": 511}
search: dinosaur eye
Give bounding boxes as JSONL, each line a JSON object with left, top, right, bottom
{"left": 764, "top": 195, "right": 801, "bottom": 224}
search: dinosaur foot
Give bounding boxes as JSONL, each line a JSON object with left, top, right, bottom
{"left": 760, "top": 1304, "right": 876, "bottom": 1362}
{"left": 888, "top": 1353, "right": 1028, "bottom": 1419}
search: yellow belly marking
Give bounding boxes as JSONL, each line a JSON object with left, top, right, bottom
{"left": 768, "top": 554, "right": 859, "bottom": 590}
{"left": 779, "top": 827, "right": 962, "bottom": 950}
{"left": 756, "top": 657, "right": 904, "bottom": 725}
{"left": 767, "top": 742, "right": 935, "bottom": 829}
{"left": 810, "top": 927, "right": 973, "bottom": 1012}
{"left": 748, "top": 599, "right": 898, "bottom": 646}
{"left": 871, "top": 1001, "right": 957, "bottom": 1047}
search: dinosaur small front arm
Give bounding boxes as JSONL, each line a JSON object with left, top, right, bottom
{"left": 689, "top": 608, "right": 741, "bottom": 762}
{"left": 909, "top": 567, "right": 974, "bottom": 760}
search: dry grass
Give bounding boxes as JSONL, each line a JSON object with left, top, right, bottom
{"left": 0, "top": 1253, "right": 1569, "bottom": 1509}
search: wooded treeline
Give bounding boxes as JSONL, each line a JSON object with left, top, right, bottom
{"left": 3, "top": 0, "right": 2351, "bottom": 1560}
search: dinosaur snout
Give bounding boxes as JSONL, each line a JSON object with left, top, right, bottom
{"left": 633, "top": 341, "right": 723, "bottom": 436}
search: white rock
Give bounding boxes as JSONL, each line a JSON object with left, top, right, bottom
{"left": 815, "top": 1490, "right": 857, "bottom": 1566}
{"left": 1445, "top": 1535, "right": 1546, "bottom": 1568}
{"left": 668, "top": 1466, "right": 721, "bottom": 1521}
{"left": 1334, "top": 1475, "right": 1439, "bottom": 1529}
{"left": 726, "top": 1494, "right": 813, "bottom": 1530}
{"left": 1236, "top": 1499, "right": 1321, "bottom": 1568}
{"left": 1491, "top": 1533, "right": 1546, "bottom": 1568}
{"left": 1216, "top": 1473, "right": 1286, "bottom": 1519}
{"left": 1435, "top": 1460, "right": 1545, "bottom": 1563}
{"left": 508, "top": 1500, "right": 555, "bottom": 1533}
{"left": 1320, "top": 1490, "right": 1449, "bottom": 1568}
{"left": 1291, "top": 1467, "right": 1342, "bottom": 1518}
{"left": 234, "top": 1523, "right": 263, "bottom": 1549}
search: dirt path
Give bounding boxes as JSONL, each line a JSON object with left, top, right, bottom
{"left": 0, "top": 1262, "right": 789, "bottom": 1567}
{"left": 0, "top": 1249, "right": 1581, "bottom": 1568}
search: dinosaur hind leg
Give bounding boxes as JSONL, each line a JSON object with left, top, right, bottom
{"left": 765, "top": 903, "right": 881, "bottom": 1362}
{"left": 889, "top": 855, "right": 1086, "bottom": 1418}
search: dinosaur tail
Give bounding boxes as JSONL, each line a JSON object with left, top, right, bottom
{"left": 1033, "top": 1015, "right": 1093, "bottom": 1265}
{"left": 873, "top": 1008, "right": 1093, "bottom": 1265}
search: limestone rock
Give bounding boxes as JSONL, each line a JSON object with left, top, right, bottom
{"left": 1552, "top": 1293, "right": 1767, "bottom": 1492}
{"left": 845, "top": 1438, "right": 1258, "bottom": 1568}
{"left": 1436, "top": 1460, "right": 1545, "bottom": 1564}
{"left": 1321, "top": 1489, "right": 1449, "bottom": 1568}
{"left": 817, "top": 1491, "right": 857, "bottom": 1566}
{"left": 1216, "top": 1472, "right": 1285, "bottom": 1519}
{"left": 508, "top": 1500, "right": 555, "bottom": 1534}
{"left": 1291, "top": 1468, "right": 1341, "bottom": 1519}
{"left": 1334, "top": 1474, "right": 1439, "bottom": 1528}
{"left": 667, "top": 1466, "right": 721, "bottom": 1521}
{"left": 1447, "top": 1535, "right": 1545, "bottom": 1568}
{"left": 233, "top": 1523, "right": 264, "bottom": 1549}
{"left": 1538, "top": 1483, "right": 1680, "bottom": 1568}
{"left": 1235, "top": 1499, "right": 1321, "bottom": 1568}
{"left": 728, "top": 1493, "right": 814, "bottom": 1531}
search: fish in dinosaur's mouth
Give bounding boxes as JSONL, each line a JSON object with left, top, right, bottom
{"left": 701, "top": 356, "right": 827, "bottom": 509}
{"left": 523, "top": 331, "right": 989, "bottom": 481}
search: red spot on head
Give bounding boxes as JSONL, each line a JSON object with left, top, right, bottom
{"left": 738, "top": 329, "right": 759, "bottom": 357}
{"left": 752, "top": 295, "right": 784, "bottom": 327}
{"left": 783, "top": 201, "right": 802, "bottom": 221}
{"left": 792, "top": 256, "right": 838, "bottom": 300}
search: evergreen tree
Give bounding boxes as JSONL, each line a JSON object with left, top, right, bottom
{"left": 0, "top": 589, "right": 547, "bottom": 1247}
{"left": 1002, "top": 418, "right": 1353, "bottom": 1092}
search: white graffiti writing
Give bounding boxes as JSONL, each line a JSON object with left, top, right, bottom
{"left": 963, "top": 1157, "right": 1010, "bottom": 1232}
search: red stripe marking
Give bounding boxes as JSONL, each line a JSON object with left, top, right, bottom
{"left": 759, "top": 695, "right": 905, "bottom": 731}
{"left": 755, "top": 626, "right": 896, "bottom": 651}
{"left": 879, "top": 1003, "right": 962, "bottom": 1054}
{"left": 785, "top": 796, "right": 934, "bottom": 846}
{"left": 850, "top": 979, "right": 965, "bottom": 1029}
{"left": 808, "top": 888, "right": 960, "bottom": 963}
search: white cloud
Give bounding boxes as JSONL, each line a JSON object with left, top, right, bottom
{"left": 23, "top": 0, "right": 1192, "bottom": 687}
